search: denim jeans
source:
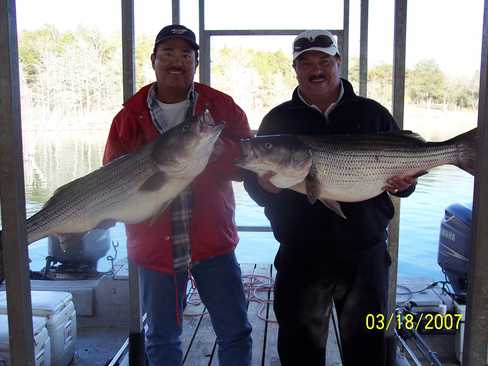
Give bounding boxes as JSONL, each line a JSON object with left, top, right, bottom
{"left": 140, "top": 251, "right": 252, "bottom": 366}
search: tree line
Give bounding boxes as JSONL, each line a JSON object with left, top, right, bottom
{"left": 18, "top": 26, "right": 479, "bottom": 130}
{"left": 348, "top": 57, "right": 479, "bottom": 110}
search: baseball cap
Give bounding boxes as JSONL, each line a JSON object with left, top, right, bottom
{"left": 154, "top": 24, "right": 199, "bottom": 51}
{"left": 292, "top": 30, "right": 339, "bottom": 60}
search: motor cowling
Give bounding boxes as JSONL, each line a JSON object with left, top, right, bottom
{"left": 48, "top": 229, "right": 111, "bottom": 270}
{"left": 437, "top": 203, "right": 472, "bottom": 301}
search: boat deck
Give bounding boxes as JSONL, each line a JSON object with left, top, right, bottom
{"left": 21, "top": 261, "right": 460, "bottom": 365}
{"left": 69, "top": 262, "right": 341, "bottom": 365}
{"left": 179, "top": 263, "right": 342, "bottom": 366}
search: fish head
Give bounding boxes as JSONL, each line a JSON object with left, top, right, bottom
{"left": 152, "top": 110, "right": 225, "bottom": 176}
{"left": 236, "top": 135, "right": 312, "bottom": 188}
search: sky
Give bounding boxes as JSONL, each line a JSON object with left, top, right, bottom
{"left": 14, "top": 0, "right": 486, "bottom": 78}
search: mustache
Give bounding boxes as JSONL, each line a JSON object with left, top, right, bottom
{"left": 308, "top": 74, "right": 326, "bottom": 82}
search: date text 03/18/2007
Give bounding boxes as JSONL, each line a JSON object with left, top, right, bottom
{"left": 365, "top": 312, "right": 463, "bottom": 332}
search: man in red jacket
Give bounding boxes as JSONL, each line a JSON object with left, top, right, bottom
{"left": 103, "top": 24, "right": 252, "bottom": 366}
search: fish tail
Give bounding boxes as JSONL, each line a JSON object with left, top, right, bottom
{"left": 447, "top": 128, "right": 477, "bottom": 175}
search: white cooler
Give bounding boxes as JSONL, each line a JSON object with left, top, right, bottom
{"left": 0, "top": 314, "right": 51, "bottom": 366}
{"left": 0, "top": 291, "right": 76, "bottom": 366}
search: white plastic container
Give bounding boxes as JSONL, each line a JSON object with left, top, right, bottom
{"left": 454, "top": 300, "right": 466, "bottom": 364}
{"left": 0, "top": 314, "right": 51, "bottom": 366}
{"left": 0, "top": 291, "right": 76, "bottom": 366}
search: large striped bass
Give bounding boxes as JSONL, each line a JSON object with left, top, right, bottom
{"left": 2, "top": 111, "right": 224, "bottom": 249}
{"left": 236, "top": 128, "right": 476, "bottom": 218}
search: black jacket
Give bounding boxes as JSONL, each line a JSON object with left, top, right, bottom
{"left": 243, "top": 79, "right": 415, "bottom": 263}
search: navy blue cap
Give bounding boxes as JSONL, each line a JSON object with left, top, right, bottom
{"left": 154, "top": 24, "right": 199, "bottom": 51}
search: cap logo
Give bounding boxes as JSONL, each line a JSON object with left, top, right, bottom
{"left": 171, "top": 29, "right": 187, "bottom": 35}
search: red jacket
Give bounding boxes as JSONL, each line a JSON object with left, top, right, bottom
{"left": 103, "top": 82, "right": 252, "bottom": 273}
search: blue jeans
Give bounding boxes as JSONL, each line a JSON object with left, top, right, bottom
{"left": 140, "top": 251, "right": 252, "bottom": 366}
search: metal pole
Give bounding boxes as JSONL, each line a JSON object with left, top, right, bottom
{"left": 463, "top": 0, "right": 488, "bottom": 364}
{"left": 206, "top": 29, "right": 341, "bottom": 37}
{"left": 0, "top": 0, "right": 35, "bottom": 364}
{"left": 198, "top": 28, "right": 342, "bottom": 87}
{"left": 391, "top": 0, "right": 407, "bottom": 126}
{"left": 122, "top": 0, "right": 135, "bottom": 104}
{"left": 172, "top": 0, "right": 180, "bottom": 25}
{"left": 342, "top": 0, "right": 350, "bottom": 79}
{"left": 121, "top": 0, "right": 145, "bottom": 365}
{"left": 359, "top": 0, "right": 369, "bottom": 97}
{"left": 198, "top": 0, "right": 210, "bottom": 85}
{"left": 387, "top": 1, "right": 407, "bottom": 364}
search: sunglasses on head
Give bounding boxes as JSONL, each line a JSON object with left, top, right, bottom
{"left": 293, "top": 34, "right": 334, "bottom": 51}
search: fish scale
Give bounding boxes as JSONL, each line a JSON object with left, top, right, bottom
{"left": 26, "top": 147, "right": 156, "bottom": 243}
{"left": 310, "top": 142, "right": 463, "bottom": 202}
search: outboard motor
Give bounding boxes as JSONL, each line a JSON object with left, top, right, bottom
{"left": 437, "top": 203, "right": 472, "bottom": 302}
{"left": 47, "top": 229, "right": 111, "bottom": 274}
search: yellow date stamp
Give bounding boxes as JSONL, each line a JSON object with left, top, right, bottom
{"left": 365, "top": 313, "right": 463, "bottom": 331}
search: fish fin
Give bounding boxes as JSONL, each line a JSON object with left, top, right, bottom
{"left": 51, "top": 178, "right": 82, "bottom": 196}
{"left": 305, "top": 164, "right": 321, "bottom": 204}
{"left": 95, "top": 219, "right": 117, "bottom": 230}
{"left": 42, "top": 176, "right": 85, "bottom": 208}
{"left": 298, "top": 130, "right": 427, "bottom": 147}
{"left": 320, "top": 199, "right": 347, "bottom": 219}
{"left": 209, "top": 138, "right": 225, "bottom": 164}
{"left": 446, "top": 128, "right": 477, "bottom": 175}
{"left": 149, "top": 200, "right": 173, "bottom": 226}
{"left": 139, "top": 172, "right": 167, "bottom": 192}
{"left": 386, "top": 130, "right": 426, "bottom": 142}
{"left": 412, "top": 170, "right": 429, "bottom": 179}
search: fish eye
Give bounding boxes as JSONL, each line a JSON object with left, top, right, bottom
{"left": 264, "top": 142, "right": 273, "bottom": 149}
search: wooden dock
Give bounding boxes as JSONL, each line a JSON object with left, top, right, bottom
{"left": 72, "top": 262, "right": 460, "bottom": 365}
{"left": 180, "top": 263, "right": 342, "bottom": 366}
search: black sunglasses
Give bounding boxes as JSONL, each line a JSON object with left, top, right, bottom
{"left": 293, "top": 34, "right": 334, "bottom": 52}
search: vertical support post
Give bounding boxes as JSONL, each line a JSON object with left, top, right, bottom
{"left": 386, "top": 0, "right": 407, "bottom": 364}
{"left": 172, "top": 0, "right": 180, "bottom": 25}
{"left": 198, "top": 0, "right": 210, "bottom": 85}
{"left": 121, "top": 0, "right": 145, "bottom": 365}
{"left": 341, "top": 0, "right": 349, "bottom": 79}
{"left": 463, "top": 0, "right": 488, "bottom": 364}
{"left": 391, "top": 0, "right": 407, "bottom": 126}
{"left": 0, "top": 0, "right": 35, "bottom": 364}
{"left": 122, "top": 0, "right": 135, "bottom": 103}
{"left": 359, "top": 0, "right": 369, "bottom": 97}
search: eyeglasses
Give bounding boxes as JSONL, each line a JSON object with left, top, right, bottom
{"left": 293, "top": 35, "right": 334, "bottom": 52}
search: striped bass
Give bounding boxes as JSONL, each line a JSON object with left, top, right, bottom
{"left": 236, "top": 128, "right": 476, "bottom": 218}
{"left": 2, "top": 111, "right": 224, "bottom": 249}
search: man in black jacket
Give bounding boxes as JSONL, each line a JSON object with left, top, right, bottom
{"left": 243, "top": 30, "right": 417, "bottom": 365}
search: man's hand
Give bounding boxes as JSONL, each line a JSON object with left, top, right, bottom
{"left": 258, "top": 171, "right": 282, "bottom": 194}
{"left": 383, "top": 175, "right": 417, "bottom": 194}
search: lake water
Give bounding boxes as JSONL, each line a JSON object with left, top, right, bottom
{"left": 14, "top": 131, "right": 475, "bottom": 280}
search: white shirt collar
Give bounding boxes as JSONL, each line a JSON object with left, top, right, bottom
{"left": 298, "top": 80, "right": 344, "bottom": 117}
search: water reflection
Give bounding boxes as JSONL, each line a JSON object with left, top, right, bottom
{"left": 1, "top": 131, "right": 475, "bottom": 279}
{"left": 23, "top": 130, "right": 107, "bottom": 205}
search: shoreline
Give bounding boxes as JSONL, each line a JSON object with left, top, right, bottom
{"left": 20, "top": 104, "right": 477, "bottom": 141}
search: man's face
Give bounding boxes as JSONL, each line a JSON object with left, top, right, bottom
{"left": 151, "top": 38, "right": 197, "bottom": 93}
{"left": 293, "top": 51, "right": 341, "bottom": 98}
